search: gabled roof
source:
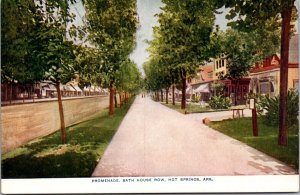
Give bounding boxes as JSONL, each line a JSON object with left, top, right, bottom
{"left": 250, "top": 34, "right": 299, "bottom": 74}
{"left": 193, "top": 64, "right": 214, "bottom": 85}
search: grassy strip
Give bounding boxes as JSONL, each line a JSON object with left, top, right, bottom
{"left": 161, "top": 102, "right": 211, "bottom": 114}
{"left": 161, "top": 102, "right": 247, "bottom": 114}
{"left": 2, "top": 97, "right": 135, "bottom": 178}
{"left": 208, "top": 117, "right": 299, "bottom": 171}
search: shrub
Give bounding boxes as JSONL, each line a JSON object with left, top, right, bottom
{"left": 257, "top": 90, "right": 299, "bottom": 127}
{"left": 191, "top": 95, "right": 200, "bottom": 103}
{"left": 209, "top": 95, "right": 231, "bottom": 109}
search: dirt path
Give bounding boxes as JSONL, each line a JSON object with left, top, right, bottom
{"left": 92, "top": 95, "right": 296, "bottom": 177}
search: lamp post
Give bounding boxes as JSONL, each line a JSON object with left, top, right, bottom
{"left": 249, "top": 98, "right": 258, "bottom": 136}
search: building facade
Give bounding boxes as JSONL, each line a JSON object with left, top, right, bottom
{"left": 249, "top": 35, "right": 299, "bottom": 97}
{"left": 190, "top": 62, "right": 214, "bottom": 101}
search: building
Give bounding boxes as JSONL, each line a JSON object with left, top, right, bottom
{"left": 212, "top": 54, "right": 251, "bottom": 105}
{"left": 213, "top": 53, "right": 228, "bottom": 80}
{"left": 249, "top": 34, "right": 299, "bottom": 97}
{"left": 190, "top": 62, "right": 214, "bottom": 101}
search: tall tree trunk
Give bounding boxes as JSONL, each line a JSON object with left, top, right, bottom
{"left": 172, "top": 80, "right": 175, "bottom": 106}
{"left": 55, "top": 81, "right": 66, "bottom": 144}
{"left": 125, "top": 92, "right": 128, "bottom": 104}
{"left": 119, "top": 92, "right": 123, "bottom": 107}
{"left": 278, "top": 5, "right": 292, "bottom": 146}
{"left": 172, "top": 84, "right": 175, "bottom": 105}
{"left": 160, "top": 89, "right": 163, "bottom": 102}
{"left": 166, "top": 87, "right": 169, "bottom": 104}
{"left": 10, "top": 83, "right": 12, "bottom": 104}
{"left": 114, "top": 92, "right": 118, "bottom": 108}
{"left": 234, "top": 79, "right": 239, "bottom": 105}
{"left": 109, "top": 82, "right": 115, "bottom": 116}
{"left": 5, "top": 84, "right": 8, "bottom": 101}
{"left": 180, "top": 68, "right": 187, "bottom": 109}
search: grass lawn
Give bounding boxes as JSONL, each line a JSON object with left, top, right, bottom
{"left": 208, "top": 117, "right": 299, "bottom": 171}
{"left": 2, "top": 97, "right": 135, "bottom": 178}
{"left": 161, "top": 102, "right": 211, "bottom": 114}
{"left": 161, "top": 101, "right": 246, "bottom": 114}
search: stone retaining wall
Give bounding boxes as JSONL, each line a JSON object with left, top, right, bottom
{"left": 1, "top": 96, "right": 109, "bottom": 153}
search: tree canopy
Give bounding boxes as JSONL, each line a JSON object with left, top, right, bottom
{"left": 220, "top": 0, "right": 297, "bottom": 146}
{"left": 84, "top": 0, "right": 139, "bottom": 115}
{"left": 144, "top": 0, "right": 218, "bottom": 109}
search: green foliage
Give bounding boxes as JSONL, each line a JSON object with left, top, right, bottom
{"left": 158, "top": 0, "right": 216, "bottom": 70}
{"left": 216, "top": 28, "right": 279, "bottom": 80}
{"left": 143, "top": 58, "right": 170, "bottom": 92}
{"left": 116, "top": 59, "right": 142, "bottom": 94}
{"left": 84, "top": 0, "right": 138, "bottom": 87}
{"left": 209, "top": 95, "right": 231, "bottom": 109}
{"left": 37, "top": 27, "right": 76, "bottom": 84}
{"left": 211, "top": 82, "right": 225, "bottom": 96}
{"left": 1, "top": 0, "right": 78, "bottom": 84}
{"left": 1, "top": 0, "right": 41, "bottom": 83}
{"left": 191, "top": 96, "right": 200, "bottom": 103}
{"left": 223, "top": 0, "right": 296, "bottom": 31}
{"left": 73, "top": 45, "right": 104, "bottom": 88}
{"left": 221, "top": 0, "right": 297, "bottom": 145}
{"left": 257, "top": 90, "right": 299, "bottom": 127}
{"left": 162, "top": 102, "right": 210, "bottom": 114}
{"left": 211, "top": 12, "right": 281, "bottom": 80}
{"left": 144, "top": 0, "right": 219, "bottom": 102}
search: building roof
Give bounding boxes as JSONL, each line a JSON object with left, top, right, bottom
{"left": 250, "top": 35, "right": 299, "bottom": 74}
{"left": 192, "top": 64, "right": 214, "bottom": 85}
{"left": 250, "top": 54, "right": 280, "bottom": 73}
{"left": 200, "top": 65, "right": 213, "bottom": 82}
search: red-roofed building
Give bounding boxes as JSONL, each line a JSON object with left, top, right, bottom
{"left": 190, "top": 62, "right": 214, "bottom": 101}
{"left": 249, "top": 34, "right": 299, "bottom": 97}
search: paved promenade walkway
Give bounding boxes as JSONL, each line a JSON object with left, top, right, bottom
{"left": 92, "top": 96, "right": 297, "bottom": 177}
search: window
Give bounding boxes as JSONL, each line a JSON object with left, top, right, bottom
{"left": 259, "top": 81, "right": 270, "bottom": 94}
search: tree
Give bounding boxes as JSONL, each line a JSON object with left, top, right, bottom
{"left": 222, "top": 0, "right": 297, "bottom": 145}
{"left": 116, "top": 59, "right": 142, "bottom": 106}
{"left": 1, "top": 0, "right": 78, "bottom": 144}
{"left": 84, "top": 0, "right": 138, "bottom": 116}
{"left": 143, "top": 58, "right": 164, "bottom": 100}
{"left": 1, "top": 0, "right": 45, "bottom": 84}
{"left": 33, "top": 0, "right": 77, "bottom": 144}
{"left": 73, "top": 45, "right": 104, "bottom": 90}
{"left": 218, "top": 27, "right": 280, "bottom": 105}
{"left": 145, "top": 26, "right": 175, "bottom": 104}
{"left": 155, "top": 0, "right": 217, "bottom": 109}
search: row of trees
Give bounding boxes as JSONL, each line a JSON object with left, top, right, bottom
{"left": 143, "top": 0, "right": 297, "bottom": 145}
{"left": 144, "top": 0, "right": 218, "bottom": 109}
{"left": 1, "top": 0, "right": 142, "bottom": 144}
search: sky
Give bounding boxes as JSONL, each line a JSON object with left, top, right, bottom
{"left": 129, "top": 1, "right": 229, "bottom": 71}
{"left": 72, "top": 1, "right": 299, "bottom": 72}
{"left": 71, "top": 1, "right": 229, "bottom": 71}
{"left": 70, "top": 1, "right": 242, "bottom": 72}
{"left": 129, "top": 0, "right": 164, "bottom": 71}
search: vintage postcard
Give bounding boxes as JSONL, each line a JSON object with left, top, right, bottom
{"left": 1, "top": 0, "right": 299, "bottom": 194}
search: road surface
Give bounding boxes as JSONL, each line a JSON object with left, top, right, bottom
{"left": 92, "top": 95, "right": 297, "bottom": 177}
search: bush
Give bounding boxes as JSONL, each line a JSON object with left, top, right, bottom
{"left": 209, "top": 95, "right": 231, "bottom": 109}
{"left": 191, "top": 95, "right": 200, "bottom": 103}
{"left": 257, "top": 90, "right": 299, "bottom": 127}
